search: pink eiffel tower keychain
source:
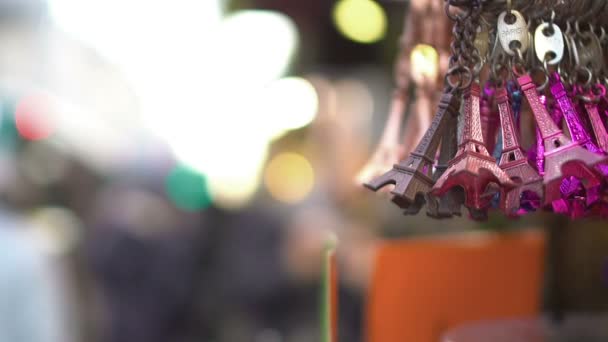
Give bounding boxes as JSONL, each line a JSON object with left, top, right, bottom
{"left": 495, "top": 86, "right": 543, "bottom": 216}
{"left": 431, "top": 82, "right": 516, "bottom": 211}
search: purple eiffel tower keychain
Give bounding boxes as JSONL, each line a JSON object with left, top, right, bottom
{"left": 518, "top": 74, "right": 608, "bottom": 207}
{"left": 582, "top": 84, "right": 608, "bottom": 153}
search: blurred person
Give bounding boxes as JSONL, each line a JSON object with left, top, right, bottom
{"left": 0, "top": 1, "right": 372, "bottom": 342}
{"left": 192, "top": 205, "right": 288, "bottom": 341}
{"left": 0, "top": 207, "right": 75, "bottom": 342}
{"left": 183, "top": 202, "right": 361, "bottom": 342}
{"left": 0, "top": 0, "right": 160, "bottom": 338}
{"left": 0, "top": 145, "right": 77, "bottom": 342}
{"left": 86, "top": 178, "right": 203, "bottom": 342}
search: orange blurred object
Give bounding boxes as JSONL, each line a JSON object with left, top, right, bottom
{"left": 366, "top": 229, "right": 546, "bottom": 342}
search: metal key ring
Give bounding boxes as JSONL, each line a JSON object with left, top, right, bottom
{"left": 574, "top": 83, "right": 606, "bottom": 104}
{"left": 592, "top": 83, "right": 607, "bottom": 98}
{"left": 548, "top": 10, "right": 556, "bottom": 28}
{"left": 541, "top": 54, "right": 561, "bottom": 75}
{"left": 490, "top": 62, "right": 509, "bottom": 87}
{"left": 445, "top": 0, "right": 472, "bottom": 22}
{"left": 513, "top": 47, "right": 525, "bottom": 65}
{"left": 575, "top": 20, "right": 584, "bottom": 36}
{"left": 445, "top": 65, "right": 473, "bottom": 91}
{"left": 446, "top": 0, "right": 476, "bottom": 7}
{"left": 574, "top": 66, "right": 593, "bottom": 88}
{"left": 511, "top": 62, "right": 527, "bottom": 78}
{"left": 530, "top": 65, "right": 549, "bottom": 92}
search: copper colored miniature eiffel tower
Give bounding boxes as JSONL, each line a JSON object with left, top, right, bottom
{"left": 425, "top": 110, "right": 463, "bottom": 218}
{"left": 495, "top": 87, "right": 543, "bottom": 216}
{"left": 364, "top": 92, "right": 460, "bottom": 209}
{"left": 431, "top": 82, "right": 516, "bottom": 210}
{"left": 394, "top": 88, "right": 441, "bottom": 215}
{"left": 356, "top": 90, "right": 407, "bottom": 185}
{"left": 518, "top": 74, "right": 608, "bottom": 206}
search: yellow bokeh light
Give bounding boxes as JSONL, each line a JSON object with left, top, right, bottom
{"left": 265, "top": 153, "right": 315, "bottom": 204}
{"left": 333, "top": 0, "right": 387, "bottom": 44}
{"left": 29, "top": 207, "right": 82, "bottom": 256}
{"left": 208, "top": 175, "right": 263, "bottom": 209}
{"left": 260, "top": 77, "right": 319, "bottom": 139}
{"left": 410, "top": 44, "right": 439, "bottom": 84}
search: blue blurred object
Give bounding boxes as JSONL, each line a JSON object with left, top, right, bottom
{"left": 0, "top": 208, "right": 72, "bottom": 342}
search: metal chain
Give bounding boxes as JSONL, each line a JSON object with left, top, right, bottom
{"left": 444, "top": 0, "right": 478, "bottom": 92}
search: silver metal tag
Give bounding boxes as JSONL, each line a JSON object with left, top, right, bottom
{"left": 577, "top": 32, "right": 603, "bottom": 73}
{"left": 497, "top": 10, "right": 530, "bottom": 56}
{"left": 534, "top": 22, "right": 564, "bottom": 65}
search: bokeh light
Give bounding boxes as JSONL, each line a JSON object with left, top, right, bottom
{"left": 410, "top": 44, "right": 439, "bottom": 83}
{"left": 161, "top": 10, "right": 299, "bottom": 208}
{"left": 49, "top": 0, "right": 223, "bottom": 66}
{"left": 260, "top": 77, "right": 319, "bottom": 139}
{"left": 172, "top": 131, "right": 270, "bottom": 210}
{"left": 333, "top": 0, "right": 387, "bottom": 44}
{"left": 15, "top": 94, "right": 55, "bottom": 141}
{"left": 165, "top": 164, "right": 213, "bottom": 211}
{"left": 28, "top": 207, "right": 82, "bottom": 256}
{"left": 212, "top": 10, "right": 299, "bottom": 87}
{"left": 264, "top": 153, "right": 315, "bottom": 204}
{"left": 50, "top": 2, "right": 302, "bottom": 207}
{"left": 333, "top": 78, "right": 375, "bottom": 125}
{"left": 208, "top": 172, "right": 264, "bottom": 210}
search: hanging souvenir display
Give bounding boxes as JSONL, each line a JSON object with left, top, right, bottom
{"left": 362, "top": 0, "right": 608, "bottom": 220}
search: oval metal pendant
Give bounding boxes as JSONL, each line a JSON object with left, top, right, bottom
{"left": 534, "top": 22, "right": 564, "bottom": 65}
{"left": 497, "top": 10, "right": 530, "bottom": 56}
{"left": 577, "top": 32, "right": 603, "bottom": 73}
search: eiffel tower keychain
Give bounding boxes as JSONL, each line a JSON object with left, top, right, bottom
{"left": 356, "top": 0, "right": 448, "bottom": 196}
{"left": 362, "top": 0, "right": 608, "bottom": 220}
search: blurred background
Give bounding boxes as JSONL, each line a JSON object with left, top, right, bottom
{"left": 0, "top": 0, "right": 397, "bottom": 341}
{"left": 1, "top": 0, "right": 607, "bottom": 341}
